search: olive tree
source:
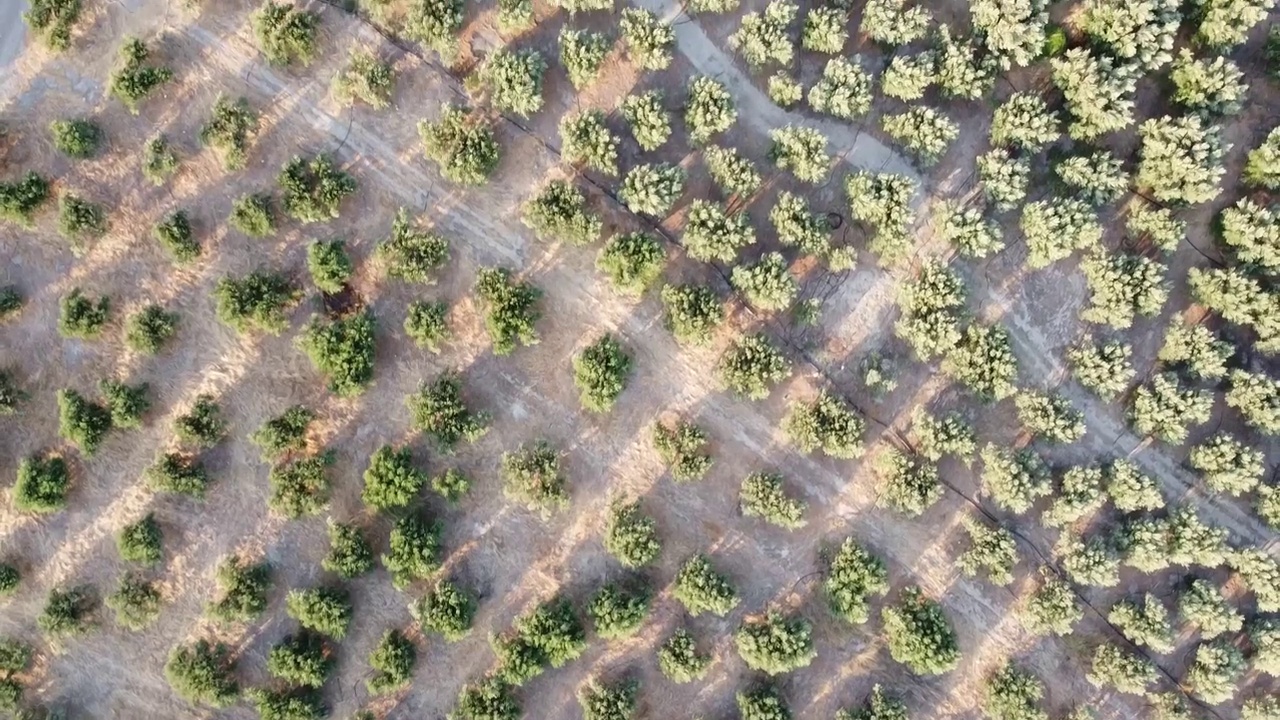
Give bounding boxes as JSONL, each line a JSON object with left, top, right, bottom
{"left": 704, "top": 145, "right": 761, "bottom": 196}
{"left": 894, "top": 260, "right": 966, "bottom": 361}
{"left": 620, "top": 163, "right": 683, "bottom": 216}
{"left": 1190, "top": 433, "right": 1263, "bottom": 496}
{"left": 808, "top": 57, "right": 874, "bottom": 120}
{"left": 1191, "top": 0, "right": 1274, "bottom": 48}
{"left": 731, "top": 252, "right": 797, "bottom": 311}
{"left": 735, "top": 611, "right": 815, "bottom": 674}
{"left": 621, "top": 91, "right": 671, "bottom": 151}
{"left": 983, "top": 663, "right": 1048, "bottom": 720}
{"left": 1170, "top": 49, "right": 1246, "bottom": 116}
{"left": 958, "top": 516, "right": 1018, "bottom": 585}
{"left": 1079, "top": 252, "right": 1169, "bottom": 329}
{"left": 523, "top": 180, "right": 601, "bottom": 246}
{"left": 682, "top": 200, "right": 754, "bottom": 263}
{"left": 881, "top": 107, "right": 958, "bottom": 166}
{"left": 559, "top": 28, "right": 610, "bottom": 90}
{"left": 1056, "top": 531, "right": 1120, "bottom": 587}
{"left": 880, "top": 52, "right": 936, "bottom": 101}
{"left": 769, "top": 126, "right": 829, "bottom": 184}
{"left": 620, "top": 8, "right": 674, "bottom": 69}
{"left": 1227, "top": 370, "right": 1280, "bottom": 435}
{"left": 1066, "top": 336, "right": 1134, "bottom": 400}
{"left": 1109, "top": 593, "right": 1174, "bottom": 653}
{"left": 1015, "top": 390, "right": 1085, "bottom": 443}
{"left": 1087, "top": 643, "right": 1157, "bottom": 695}
{"left": 419, "top": 104, "right": 499, "bottom": 186}
{"left": 1159, "top": 319, "right": 1232, "bottom": 378}
{"left": 942, "top": 323, "right": 1018, "bottom": 401}
{"left": 482, "top": 49, "right": 545, "bottom": 117}
{"left": 881, "top": 587, "right": 959, "bottom": 675}
{"left": 845, "top": 171, "right": 917, "bottom": 265}
{"left": 1219, "top": 198, "right": 1279, "bottom": 270}
{"left": 672, "top": 554, "right": 739, "bottom": 616}
{"left": 970, "top": 0, "right": 1048, "bottom": 68}
{"left": 823, "top": 537, "right": 888, "bottom": 625}
{"left": 1186, "top": 640, "right": 1245, "bottom": 703}
{"left": 1180, "top": 578, "right": 1242, "bottom": 638}
{"left": 1021, "top": 570, "right": 1081, "bottom": 636}
{"left": 875, "top": 448, "right": 942, "bottom": 516}
{"left": 861, "top": 0, "right": 931, "bottom": 45}
{"left": 560, "top": 110, "right": 618, "bottom": 175}
{"left": 1020, "top": 199, "right": 1101, "bottom": 269}
{"left": 977, "top": 149, "right": 1031, "bottom": 211}
{"left": 1135, "top": 115, "right": 1226, "bottom": 205}
{"left": 1043, "top": 465, "right": 1105, "bottom": 527}
{"left": 1188, "top": 267, "right": 1280, "bottom": 354}
{"left": 1129, "top": 372, "right": 1212, "bottom": 443}
{"left": 728, "top": 0, "right": 797, "bottom": 68}
{"left": 937, "top": 203, "right": 1003, "bottom": 259}
{"left": 1127, "top": 203, "right": 1185, "bottom": 253}
{"left": 685, "top": 76, "right": 736, "bottom": 144}
{"left": 802, "top": 6, "right": 847, "bottom": 54}
{"left": 1079, "top": 0, "right": 1179, "bottom": 70}
{"left": 979, "top": 444, "right": 1051, "bottom": 514}
{"left": 1051, "top": 48, "right": 1138, "bottom": 140}
{"left": 1245, "top": 126, "right": 1280, "bottom": 189}
{"left": 785, "top": 392, "right": 864, "bottom": 459}
{"left": 990, "top": 92, "right": 1059, "bottom": 150}
{"left": 936, "top": 26, "right": 996, "bottom": 98}
{"left": 1057, "top": 150, "right": 1128, "bottom": 206}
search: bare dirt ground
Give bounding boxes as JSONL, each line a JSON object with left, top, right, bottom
{"left": 0, "top": 0, "right": 1277, "bottom": 718}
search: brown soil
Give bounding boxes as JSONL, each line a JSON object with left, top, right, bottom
{"left": 0, "top": 0, "right": 1276, "bottom": 719}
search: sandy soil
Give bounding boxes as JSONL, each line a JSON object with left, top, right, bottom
{"left": 0, "top": 0, "right": 1276, "bottom": 719}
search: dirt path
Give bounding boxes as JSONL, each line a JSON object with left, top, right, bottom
{"left": 0, "top": 0, "right": 27, "bottom": 83}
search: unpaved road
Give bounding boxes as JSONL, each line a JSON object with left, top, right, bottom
{"left": 0, "top": 0, "right": 26, "bottom": 73}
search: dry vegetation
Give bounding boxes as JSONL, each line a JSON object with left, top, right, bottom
{"left": 1, "top": 0, "right": 1279, "bottom": 717}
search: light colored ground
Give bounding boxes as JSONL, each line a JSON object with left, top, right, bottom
{"left": 0, "top": 1, "right": 1275, "bottom": 719}
{"left": 0, "top": 0, "right": 27, "bottom": 72}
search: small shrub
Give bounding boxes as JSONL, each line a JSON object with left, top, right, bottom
{"left": 660, "top": 283, "right": 722, "bottom": 345}
{"left": 481, "top": 49, "right": 546, "bottom": 117}
{"left": 253, "top": 1, "right": 319, "bottom": 66}
{"left": 407, "top": 372, "right": 489, "bottom": 450}
{"left": 58, "top": 288, "right": 109, "bottom": 339}
{"left": 50, "top": 119, "right": 100, "bottom": 158}
{"left": 332, "top": 49, "right": 395, "bottom": 108}
{"left": 100, "top": 379, "right": 149, "bottom": 428}
{"left": 142, "top": 135, "right": 180, "bottom": 185}
{"left": 201, "top": 96, "right": 257, "bottom": 171}
{"left": 38, "top": 587, "right": 94, "bottom": 637}
{"left": 377, "top": 207, "right": 450, "bottom": 284}
{"left": 429, "top": 468, "right": 469, "bottom": 502}
{"left": 382, "top": 513, "right": 442, "bottom": 589}
{"left": 146, "top": 453, "right": 209, "bottom": 496}
{"left": 362, "top": 445, "right": 427, "bottom": 511}
{"left": 153, "top": 210, "right": 199, "bottom": 263}
{"left": 501, "top": 441, "right": 567, "bottom": 515}
{"left": 652, "top": 419, "right": 711, "bottom": 482}
{"left": 174, "top": 394, "right": 226, "bottom": 448}
{"left": 718, "top": 333, "right": 790, "bottom": 400}
{"left": 0, "top": 372, "right": 22, "bottom": 415}
{"left": 267, "top": 633, "right": 332, "bottom": 688}
{"left": 657, "top": 628, "right": 711, "bottom": 682}
{"left": 588, "top": 583, "right": 649, "bottom": 639}
{"left": 682, "top": 199, "right": 755, "bottom": 263}
{"left": 0, "top": 172, "right": 50, "bottom": 228}
{"left": 0, "top": 287, "right": 22, "bottom": 320}
{"left": 957, "top": 516, "right": 1018, "bottom": 586}
{"left": 57, "top": 193, "right": 108, "bottom": 244}
{"left": 0, "top": 566, "right": 18, "bottom": 596}
{"left": 560, "top": 110, "right": 618, "bottom": 175}
{"left": 874, "top": 448, "right": 941, "bottom": 516}
{"left": 298, "top": 310, "right": 376, "bottom": 397}
{"left": 208, "top": 556, "right": 270, "bottom": 623}
{"left": 740, "top": 472, "right": 806, "bottom": 529}
{"left": 306, "top": 240, "right": 351, "bottom": 294}
{"left": 736, "top": 611, "right": 815, "bottom": 675}
{"left": 214, "top": 270, "right": 300, "bottom": 334}
{"left": 621, "top": 91, "right": 672, "bottom": 151}
{"left": 15, "top": 453, "right": 71, "bottom": 513}
{"left": 109, "top": 38, "right": 172, "bottom": 112}
{"left": 823, "top": 537, "right": 888, "bottom": 625}
{"left": 106, "top": 574, "right": 162, "bottom": 630}
{"left": 165, "top": 640, "right": 238, "bottom": 707}
{"left": 672, "top": 554, "right": 738, "bottom": 616}
{"left": 405, "top": 301, "right": 450, "bottom": 353}
{"left": 228, "top": 193, "right": 275, "bottom": 238}
{"left": 882, "top": 586, "right": 959, "bottom": 675}
{"left": 620, "top": 8, "right": 674, "bottom": 69}
{"left": 523, "top": 180, "right": 601, "bottom": 246}
{"left": 117, "top": 514, "right": 162, "bottom": 565}
{"left": 268, "top": 453, "right": 333, "bottom": 518}
{"left": 419, "top": 104, "right": 500, "bottom": 186}
{"left": 323, "top": 520, "right": 373, "bottom": 579}
{"left": 413, "top": 579, "right": 475, "bottom": 641}
{"left": 56, "top": 388, "right": 112, "bottom": 455}
{"left": 1022, "top": 570, "right": 1081, "bottom": 636}
{"left": 286, "top": 586, "right": 352, "bottom": 639}
{"left": 685, "top": 76, "right": 736, "bottom": 144}
{"left": 250, "top": 406, "right": 312, "bottom": 461}
{"left": 475, "top": 267, "right": 541, "bottom": 355}
{"left": 731, "top": 252, "right": 797, "bottom": 311}
{"left": 365, "top": 629, "right": 415, "bottom": 694}
{"left": 24, "top": 0, "right": 83, "bottom": 50}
